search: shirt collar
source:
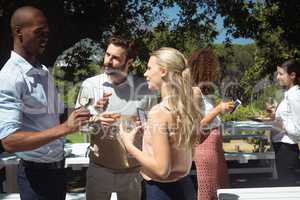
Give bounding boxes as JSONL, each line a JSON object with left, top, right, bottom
{"left": 11, "top": 51, "right": 48, "bottom": 75}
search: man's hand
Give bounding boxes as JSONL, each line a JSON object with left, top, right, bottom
{"left": 94, "top": 111, "right": 119, "bottom": 127}
{"left": 64, "top": 108, "right": 91, "bottom": 133}
{"left": 94, "top": 92, "right": 112, "bottom": 112}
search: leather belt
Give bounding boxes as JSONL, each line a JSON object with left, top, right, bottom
{"left": 20, "top": 159, "right": 65, "bottom": 169}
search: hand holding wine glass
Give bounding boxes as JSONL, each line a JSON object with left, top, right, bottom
{"left": 265, "top": 97, "right": 277, "bottom": 119}
{"left": 77, "top": 86, "right": 94, "bottom": 132}
{"left": 95, "top": 91, "right": 112, "bottom": 112}
{"left": 64, "top": 107, "right": 91, "bottom": 133}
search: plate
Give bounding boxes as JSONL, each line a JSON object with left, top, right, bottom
{"left": 248, "top": 116, "right": 273, "bottom": 122}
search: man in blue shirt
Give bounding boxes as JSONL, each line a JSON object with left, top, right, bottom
{"left": 0, "top": 6, "right": 90, "bottom": 199}
{"left": 0, "top": 141, "right": 4, "bottom": 153}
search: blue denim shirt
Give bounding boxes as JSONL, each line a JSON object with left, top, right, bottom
{"left": 0, "top": 51, "right": 65, "bottom": 162}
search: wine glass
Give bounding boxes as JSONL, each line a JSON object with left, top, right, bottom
{"left": 78, "top": 86, "right": 95, "bottom": 133}
{"left": 96, "top": 87, "right": 110, "bottom": 113}
{"left": 106, "top": 112, "right": 121, "bottom": 140}
{"left": 265, "top": 97, "right": 277, "bottom": 119}
{"left": 78, "top": 86, "right": 95, "bottom": 109}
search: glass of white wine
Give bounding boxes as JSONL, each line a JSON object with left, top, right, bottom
{"left": 265, "top": 97, "right": 277, "bottom": 119}
{"left": 78, "top": 86, "right": 94, "bottom": 109}
{"left": 78, "top": 86, "right": 95, "bottom": 132}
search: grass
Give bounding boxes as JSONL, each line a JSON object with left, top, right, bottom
{"left": 66, "top": 132, "right": 86, "bottom": 143}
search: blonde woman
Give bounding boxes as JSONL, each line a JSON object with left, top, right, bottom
{"left": 119, "top": 47, "right": 201, "bottom": 200}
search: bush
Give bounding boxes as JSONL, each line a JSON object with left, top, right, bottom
{"left": 220, "top": 104, "right": 263, "bottom": 122}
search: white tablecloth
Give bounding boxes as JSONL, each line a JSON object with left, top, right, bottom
{"left": 218, "top": 186, "right": 300, "bottom": 200}
{"left": 0, "top": 192, "right": 118, "bottom": 200}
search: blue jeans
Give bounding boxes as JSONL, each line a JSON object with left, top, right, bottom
{"left": 144, "top": 176, "right": 196, "bottom": 200}
{"left": 17, "top": 160, "right": 66, "bottom": 200}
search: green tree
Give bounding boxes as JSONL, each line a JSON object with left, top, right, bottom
{"left": 213, "top": 44, "right": 256, "bottom": 101}
{"left": 0, "top": 0, "right": 163, "bottom": 67}
{"left": 216, "top": 0, "right": 300, "bottom": 99}
{"left": 0, "top": 0, "right": 219, "bottom": 68}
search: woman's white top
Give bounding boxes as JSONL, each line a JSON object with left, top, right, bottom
{"left": 272, "top": 85, "right": 300, "bottom": 144}
{"left": 203, "top": 95, "right": 221, "bottom": 129}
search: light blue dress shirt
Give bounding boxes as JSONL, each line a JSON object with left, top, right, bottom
{"left": 0, "top": 51, "right": 65, "bottom": 162}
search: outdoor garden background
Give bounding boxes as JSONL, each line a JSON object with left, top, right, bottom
{"left": 1, "top": 0, "right": 300, "bottom": 191}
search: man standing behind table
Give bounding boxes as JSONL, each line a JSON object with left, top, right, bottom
{"left": 0, "top": 6, "right": 90, "bottom": 200}
{"left": 77, "top": 36, "right": 156, "bottom": 200}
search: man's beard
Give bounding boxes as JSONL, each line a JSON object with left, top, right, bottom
{"left": 103, "top": 64, "right": 126, "bottom": 76}
{"left": 104, "top": 63, "right": 128, "bottom": 84}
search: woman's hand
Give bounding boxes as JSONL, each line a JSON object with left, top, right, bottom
{"left": 265, "top": 103, "right": 276, "bottom": 119}
{"left": 218, "top": 101, "right": 235, "bottom": 113}
{"left": 272, "top": 118, "right": 284, "bottom": 131}
{"left": 119, "top": 123, "right": 142, "bottom": 148}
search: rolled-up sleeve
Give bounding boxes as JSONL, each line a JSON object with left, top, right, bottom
{"left": 284, "top": 91, "right": 300, "bottom": 137}
{"left": 0, "top": 81, "right": 23, "bottom": 139}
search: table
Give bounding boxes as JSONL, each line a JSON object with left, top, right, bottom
{"left": 223, "top": 121, "right": 277, "bottom": 178}
{"left": 0, "top": 193, "right": 86, "bottom": 200}
{"left": 224, "top": 152, "right": 276, "bottom": 176}
{"left": 0, "top": 143, "right": 91, "bottom": 193}
{"left": 223, "top": 121, "right": 273, "bottom": 135}
{"left": 0, "top": 143, "right": 119, "bottom": 199}
{"left": 0, "top": 192, "right": 118, "bottom": 200}
{"left": 64, "top": 143, "right": 90, "bottom": 170}
{"left": 218, "top": 186, "right": 300, "bottom": 200}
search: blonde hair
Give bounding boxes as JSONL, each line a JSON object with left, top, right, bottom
{"left": 151, "top": 47, "right": 202, "bottom": 147}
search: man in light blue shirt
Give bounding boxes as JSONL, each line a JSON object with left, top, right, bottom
{"left": 0, "top": 6, "right": 90, "bottom": 199}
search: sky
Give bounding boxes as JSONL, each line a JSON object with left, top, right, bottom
{"left": 165, "top": 6, "right": 254, "bottom": 45}
{"left": 214, "top": 15, "right": 254, "bottom": 44}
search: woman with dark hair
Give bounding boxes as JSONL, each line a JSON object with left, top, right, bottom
{"left": 188, "top": 48, "right": 234, "bottom": 200}
{"left": 268, "top": 58, "right": 300, "bottom": 186}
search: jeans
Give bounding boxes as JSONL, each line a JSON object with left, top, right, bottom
{"left": 144, "top": 176, "right": 196, "bottom": 200}
{"left": 17, "top": 160, "right": 66, "bottom": 200}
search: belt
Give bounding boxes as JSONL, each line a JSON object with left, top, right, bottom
{"left": 91, "top": 161, "right": 140, "bottom": 174}
{"left": 20, "top": 159, "right": 65, "bottom": 170}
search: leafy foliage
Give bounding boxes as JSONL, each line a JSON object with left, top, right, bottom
{"left": 217, "top": 0, "right": 300, "bottom": 98}
{"left": 220, "top": 105, "right": 261, "bottom": 122}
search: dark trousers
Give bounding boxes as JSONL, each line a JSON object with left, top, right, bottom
{"left": 144, "top": 175, "right": 196, "bottom": 200}
{"left": 17, "top": 160, "right": 66, "bottom": 200}
{"left": 273, "top": 142, "right": 299, "bottom": 186}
